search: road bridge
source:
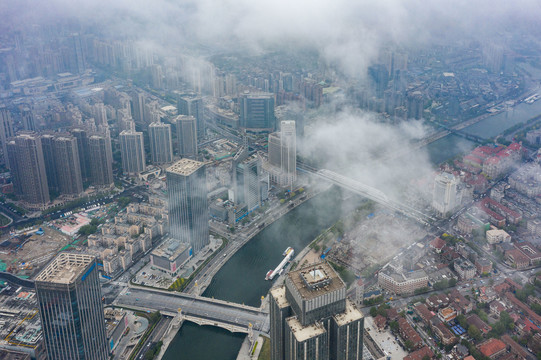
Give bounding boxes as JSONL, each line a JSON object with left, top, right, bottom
{"left": 431, "top": 120, "right": 486, "bottom": 144}
{"left": 297, "top": 163, "right": 435, "bottom": 225}
{"left": 114, "top": 286, "right": 269, "bottom": 334}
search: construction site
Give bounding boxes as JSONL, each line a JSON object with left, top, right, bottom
{"left": 0, "top": 227, "right": 71, "bottom": 278}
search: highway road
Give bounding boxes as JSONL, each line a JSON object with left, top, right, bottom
{"left": 115, "top": 287, "right": 270, "bottom": 333}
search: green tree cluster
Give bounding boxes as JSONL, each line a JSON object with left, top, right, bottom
{"left": 78, "top": 224, "right": 97, "bottom": 235}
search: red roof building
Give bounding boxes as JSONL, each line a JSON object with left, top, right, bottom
{"left": 505, "top": 249, "right": 530, "bottom": 269}
{"left": 478, "top": 338, "right": 507, "bottom": 359}
{"left": 403, "top": 346, "right": 435, "bottom": 360}
{"left": 501, "top": 334, "right": 530, "bottom": 359}
{"left": 430, "top": 237, "right": 446, "bottom": 253}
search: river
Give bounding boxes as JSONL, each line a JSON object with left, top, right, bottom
{"left": 163, "top": 187, "right": 361, "bottom": 360}
{"left": 163, "top": 90, "right": 541, "bottom": 359}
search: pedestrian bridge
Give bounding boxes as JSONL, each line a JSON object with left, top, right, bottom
{"left": 114, "top": 286, "right": 269, "bottom": 334}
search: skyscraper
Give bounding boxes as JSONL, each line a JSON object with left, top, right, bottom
{"left": 119, "top": 130, "right": 146, "bottom": 175}
{"left": 239, "top": 92, "right": 276, "bottom": 132}
{"left": 88, "top": 134, "right": 114, "bottom": 186}
{"left": 41, "top": 133, "right": 59, "bottom": 192}
{"left": 266, "top": 120, "right": 296, "bottom": 189}
{"left": 131, "top": 92, "right": 146, "bottom": 125}
{"left": 40, "top": 133, "right": 83, "bottom": 196}
{"left": 35, "top": 253, "right": 108, "bottom": 360}
{"left": 270, "top": 262, "right": 364, "bottom": 360}
{"left": 21, "top": 107, "right": 36, "bottom": 131}
{"left": 0, "top": 106, "right": 14, "bottom": 168}
{"left": 71, "top": 128, "right": 90, "bottom": 181}
{"left": 167, "top": 159, "right": 209, "bottom": 254}
{"left": 149, "top": 121, "right": 173, "bottom": 164}
{"left": 235, "top": 154, "right": 265, "bottom": 212}
{"left": 432, "top": 172, "right": 459, "bottom": 216}
{"left": 68, "top": 33, "right": 87, "bottom": 74}
{"left": 54, "top": 135, "right": 83, "bottom": 196}
{"left": 7, "top": 132, "right": 50, "bottom": 206}
{"left": 175, "top": 115, "right": 198, "bottom": 159}
{"left": 177, "top": 95, "right": 204, "bottom": 141}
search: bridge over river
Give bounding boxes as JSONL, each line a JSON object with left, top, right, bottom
{"left": 114, "top": 286, "right": 269, "bottom": 334}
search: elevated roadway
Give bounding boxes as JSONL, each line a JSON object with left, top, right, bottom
{"left": 297, "top": 163, "right": 435, "bottom": 225}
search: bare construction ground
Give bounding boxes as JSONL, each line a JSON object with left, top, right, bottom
{"left": 0, "top": 227, "right": 71, "bottom": 276}
{"left": 331, "top": 209, "right": 427, "bottom": 272}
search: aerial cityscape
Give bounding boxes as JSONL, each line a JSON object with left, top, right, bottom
{"left": 0, "top": 0, "right": 541, "bottom": 359}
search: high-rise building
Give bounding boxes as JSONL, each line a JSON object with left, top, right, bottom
{"left": 270, "top": 262, "right": 364, "bottom": 360}
{"left": 54, "top": 135, "right": 83, "bottom": 196}
{"left": 21, "top": 107, "right": 36, "bottom": 131}
{"left": 88, "top": 134, "right": 114, "bottom": 186}
{"left": 266, "top": 120, "right": 296, "bottom": 189}
{"left": 177, "top": 95, "right": 204, "bottom": 141}
{"left": 235, "top": 154, "right": 267, "bottom": 212}
{"left": 432, "top": 172, "right": 459, "bottom": 216}
{"left": 149, "top": 121, "right": 173, "bottom": 164}
{"left": 92, "top": 103, "right": 107, "bottom": 127}
{"left": 131, "top": 92, "right": 146, "bottom": 125}
{"left": 239, "top": 92, "right": 276, "bottom": 132}
{"left": 41, "top": 133, "right": 59, "bottom": 192}
{"left": 175, "top": 115, "right": 198, "bottom": 159}
{"left": 0, "top": 106, "right": 14, "bottom": 168}
{"left": 71, "top": 128, "right": 90, "bottom": 181}
{"left": 68, "top": 33, "right": 87, "bottom": 74}
{"left": 35, "top": 253, "right": 108, "bottom": 360}
{"left": 40, "top": 133, "right": 83, "bottom": 196}
{"left": 167, "top": 159, "right": 209, "bottom": 254}
{"left": 7, "top": 132, "right": 49, "bottom": 206}
{"left": 119, "top": 130, "right": 146, "bottom": 175}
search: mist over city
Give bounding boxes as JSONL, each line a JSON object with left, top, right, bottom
{"left": 0, "top": 1, "right": 541, "bottom": 360}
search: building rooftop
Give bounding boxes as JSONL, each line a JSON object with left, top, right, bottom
{"left": 334, "top": 299, "right": 363, "bottom": 326}
{"left": 151, "top": 239, "right": 190, "bottom": 261}
{"left": 287, "top": 262, "right": 345, "bottom": 300}
{"left": 478, "top": 338, "right": 506, "bottom": 358}
{"left": 35, "top": 253, "right": 95, "bottom": 284}
{"left": 167, "top": 158, "right": 205, "bottom": 176}
{"left": 286, "top": 316, "right": 326, "bottom": 342}
{"left": 270, "top": 286, "right": 289, "bottom": 308}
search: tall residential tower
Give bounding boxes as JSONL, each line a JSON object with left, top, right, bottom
{"left": 120, "top": 130, "right": 146, "bottom": 175}
{"left": 176, "top": 115, "right": 198, "bottom": 159}
{"left": 7, "top": 132, "right": 49, "bottom": 206}
{"left": 149, "top": 121, "right": 173, "bottom": 164}
{"left": 177, "top": 94, "right": 204, "bottom": 141}
{"left": 88, "top": 134, "right": 114, "bottom": 187}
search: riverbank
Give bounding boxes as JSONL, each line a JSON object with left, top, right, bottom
{"left": 187, "top": 183, "right": 330, "bottom": 295}
{"left": 163, "top": 186, "right": 360, "bottom": 359}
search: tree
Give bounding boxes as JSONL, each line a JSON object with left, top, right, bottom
{"left": 404, "top": 340, "right": 414, "bottom": 352}
{"left": 78, "top": 224, "right": 97, "bottom": 235}
{"left": 449, "top": 278, "right": 457, "bottom": 287}
{"left": 389, "top": 320, "right": 399, "bottom": 332}
{"left": 377, "top": 307, "right": 388, "bottom": 318}
{"left": 456, "top": 314, "right": 468, "bottom": 329}
{"left": 468, "top": 324, "right": 482, "bottom": 341}
{"left": 370, "top": 307, "right": 378, "bottom": 317}
{"left": 117, "top": 196, "right": 131, "bottom": 208}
